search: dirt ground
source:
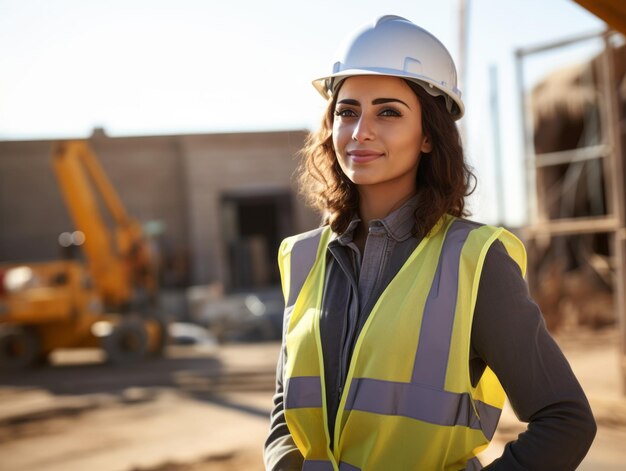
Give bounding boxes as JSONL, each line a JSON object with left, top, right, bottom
{"left": 0, "top": 328, "right": 625, "bottom": 470}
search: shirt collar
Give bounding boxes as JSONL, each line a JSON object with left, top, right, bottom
{"left": 334, "top": 194, "right": 420, "bottom": 245}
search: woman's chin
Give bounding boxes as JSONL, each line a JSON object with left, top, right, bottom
{"left": 343, "top": 171, "right": 385, "bottom": 186}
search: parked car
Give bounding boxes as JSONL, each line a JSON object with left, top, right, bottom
{"left": 187, "top": 285, "right": 284, "bottom": 343}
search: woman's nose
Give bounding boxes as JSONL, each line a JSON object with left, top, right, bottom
{"left": 351, "top": 114, "right": 375, "bottom": 142}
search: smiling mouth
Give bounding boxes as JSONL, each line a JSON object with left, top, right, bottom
{"left": 348, "top": 151, "right": 383, "bottom": 163}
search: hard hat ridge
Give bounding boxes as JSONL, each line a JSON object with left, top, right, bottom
{"left": 313, "top": 15, "right": 465, "bottom": 120}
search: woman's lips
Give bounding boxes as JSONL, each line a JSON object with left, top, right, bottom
{"left": 347, "top": 150, "right": 383, "bottom": 163}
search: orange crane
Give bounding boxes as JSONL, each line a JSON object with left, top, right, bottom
{"left": 0, "top": 141, "right": 167, "bottom": 368}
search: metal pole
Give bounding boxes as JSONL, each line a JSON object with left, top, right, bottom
{"left": 514, "top": 50, "right": 538, "bottom": 229}
{"left": 489, "top": 64, "right": 505, "bottom": 225}
{"left": 458, "top": 0, "right": 468, "bottom": 94}
{"left": 517, "top": 29, "right": 605, "bottom": 56}
{"left": 457, "top": 0, "right": 469, "bottom": 145}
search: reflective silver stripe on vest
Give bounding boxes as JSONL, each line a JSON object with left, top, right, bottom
{"left": 474, "top": 398, "right": 502, "bottom": 440}
{"left": 287, "top": 228, "right": 325, "bottom": 308}
{"left": 285, "top": 376, "right": 323, "bottom": 408}
{"left": 302, "top": 459, "right": 335, "bottom": 471}
{"left": 465, "top": 456, "right": 483, "bottom": 470}
{"left": 412, "top": 219, "right": 472, "bottom": 388}
{"left": 283, "top": 375, "right": 502, "bottom": 438}
{"left": 344, "top": 377, "right": 479, "bottom": 428}
{"left": 339, "top": 462, "right": 361, "bottom": 471}
{"left": 301, "top": 460, "right": 361, "bottom": 471}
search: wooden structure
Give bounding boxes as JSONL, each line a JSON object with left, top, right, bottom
{"left": 516, "top": 29, "right": 626, "bottom": 392}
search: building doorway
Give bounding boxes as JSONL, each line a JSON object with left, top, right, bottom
{"left": 221, "top": 189, "right": 294, "bottom": 291}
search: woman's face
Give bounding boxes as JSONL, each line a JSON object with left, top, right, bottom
{"left": 332, "top": 75, "right": 432, "bottom": 189}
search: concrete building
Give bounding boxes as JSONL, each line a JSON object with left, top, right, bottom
{"left": 0, "top": 128, "right": 319, "bottom": 291}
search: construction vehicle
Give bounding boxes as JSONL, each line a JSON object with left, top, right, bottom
{"left": 0, "top": 141, "right": 167, "bottom": 368}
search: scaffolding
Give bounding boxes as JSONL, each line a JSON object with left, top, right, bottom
{"left": 516, "top": 30, "right": 626, "bottom": 393}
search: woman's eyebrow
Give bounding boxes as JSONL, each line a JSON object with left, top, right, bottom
{"left": 337, "top": 99, "right": 360, "bottom": 106}
{"left": 336, "top": 98, "right": 410, "bottom": 109}
{"left": 372, "top": 97, "right": 410, "bottom": 108}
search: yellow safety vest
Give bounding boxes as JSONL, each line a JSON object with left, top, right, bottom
{"left": 278, "top": 214, "right": 527, "bottom": 471}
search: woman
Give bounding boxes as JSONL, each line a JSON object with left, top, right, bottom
{"left": 265, "top": 15, "right": 596, "bottom": 470}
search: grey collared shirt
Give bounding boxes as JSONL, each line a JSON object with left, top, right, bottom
{"left": 264, "top": 198, "right": 596, "bottom": 470}
{"left": 322, "top": 196, "right": 424, "bottom": 434}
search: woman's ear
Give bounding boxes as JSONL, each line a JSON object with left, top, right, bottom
{"left": 421, "top": 135, "right": 433, "bottom": 154}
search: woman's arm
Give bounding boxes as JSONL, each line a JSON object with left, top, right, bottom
{"left": 472, "top": 240, "right": 597, "bottom": 471}
{"left": 264, "top": 342, "right": 304, "bottom": 470}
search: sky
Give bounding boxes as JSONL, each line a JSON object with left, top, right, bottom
{"left": 0, "top": 0, "right": 606, "bottom": 227}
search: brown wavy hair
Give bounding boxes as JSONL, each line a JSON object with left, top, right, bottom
{"left": 297, "top": 79, "right": 476, "bottom": 238}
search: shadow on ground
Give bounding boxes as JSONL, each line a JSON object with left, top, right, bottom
{"left": 0, "top": 351, "right": 275, "bottom": 421}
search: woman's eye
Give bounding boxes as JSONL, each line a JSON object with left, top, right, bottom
{"left": 380, "top": 108, "right": 402, "bottom": 117}
{"left": 334, "top": 108, "right": 357, "bottom": 118}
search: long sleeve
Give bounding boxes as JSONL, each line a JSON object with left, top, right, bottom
{"left": 263, "top": 338, "right": 304, "bottom": 470}
{"left": 472, "top": 241, "right": 597, "bottom": 470}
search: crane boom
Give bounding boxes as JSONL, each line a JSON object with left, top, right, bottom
{"left": 52, "top": 141, "right": 155, "bottom": 309}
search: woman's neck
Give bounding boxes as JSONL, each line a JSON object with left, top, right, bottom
{"left": 357, "top": 184, "right": 416, "bottom": 227}
{"left": 352, "top": 183, "right": 416, "bottom": 249}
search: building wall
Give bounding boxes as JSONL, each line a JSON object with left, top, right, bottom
{"left": 179, "top": 131, "right": 316, "bottom": 284}
{"left": 0, "top": 129, "right": 319, "bottom": 287}
{"left": 0, "top": 140, "right": 72, "bottom": 261}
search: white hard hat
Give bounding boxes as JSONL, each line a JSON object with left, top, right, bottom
{"left": 313, "top": 15, "right": 464, "bottom": 120}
